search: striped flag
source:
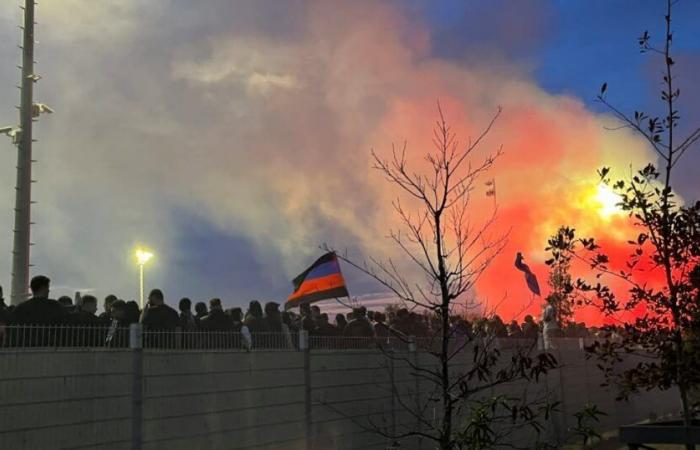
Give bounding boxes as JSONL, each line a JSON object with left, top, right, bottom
{"left": 285, "top": 252, "right": 350, "bottom": 310}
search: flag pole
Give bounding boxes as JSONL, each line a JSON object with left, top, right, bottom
{"left": 334, "top": 297, "right": 353, "bottom": 309}
{"left": 333, "top": 251, "right": 356, "bottom": 309}
{"left": 485, "top": 178, "right": 497, "bottom": 210}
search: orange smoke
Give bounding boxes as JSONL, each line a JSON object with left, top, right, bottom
{"left": 367, "top": 94, "right": 656, "bottom": 325}
{"left": 287, "top": 3, "right": 660, "bottom": 325}
{"left": 167, "top": 1, "right": 661, "bottom": 320}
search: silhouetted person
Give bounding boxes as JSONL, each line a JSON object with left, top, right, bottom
{"left": 109, "top": 300, "right": 129, "bottom": 327}
{"left": 521, "top": 315, "right": 539, "bottom": 340}
{"left": 105, "top": 300, "right": 130, "bottom": 347}
{"left": 489, "top": 315, "right": 508, "bottom": 338}
{"left": 391, "top": 308, "right": 411, "bottom": 336}
{"left": 194, "top": 301, "right": 208, "bottom": 328}
{"left": 12, "top": 276, "right": 68, "bottom": 326}
{"left": 73, "top": 295, "right": 104, "bottom": 346}
{"left": 299, "top": 303, "right": 317, "bottom": 334}
{"left": 452, "top": 318, "right": 472, "bottom": 338}
{"left": 227, "top": 306, "right": 253, "bottom": 348}
{"left": 507, "top": 320, "right": 523, "bottom": 339}
{"left": 140, "top": 289, "right": 178, "bottom": 331}
{"left": 542, "top": 297, "right": 562, "bottom": 349}
{"left": 198, "top": 299, "right": 232, "bottom": 349}
{"left": 200, "top": 298, "right": 233, "bottom": 332}
{"left": 125, "top": 301, "right": 141, "bottom": 325}
{"left": 316, "top": 313, "right": 339, "bottom": 337}
{"left": 0, "top": 285, "right": 9, "bottom": 325}
{"left": 373, "top": 312, "right": 390, "bottom": 339}
{"left": 0, "top": 286, "right": 8, "bottom": 347}
{"left": 228, "top": 307, "right": 244, "bottom": 332}
{"left": 74, "top": 295, "right": 102, "bottom": 325}
{"left": 264, "top": 302, "right": 284, "bottom": 333}
{"left": 58, "top": 296, "right": 73, "bottom": 309}
{"left": 0, "top": 285, "right": 10, "bottom": 347}
{"left": 245, "top": 300, "right": 270, "bottom": 334}
{"left": 335, "top": 314, "right": 347, "bottom": 334}
{"left": 311, "top": 305, "right": 321, "bottom": 322}
{"left": 410, "top": 312, "right": 429, "bottom": 336}
{"left": 99, "top": 294, "right": 117, "bottom": 322}
{"left": 343, "top": 306, "right": 375, "bottom": 338}
{"left": 282, "top": 311, "right": 296, "bottom": 332}
{"left": 178, "top": 298, "right": 196, "bottom": 331}
{"left": 265, "top": 302, "right": 293, "bottom": 348}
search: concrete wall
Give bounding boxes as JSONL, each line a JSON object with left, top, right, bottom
{"left": 0, "top": 342, "right": 682, "bottom": 450}
{"left": 141, "top": 351, "right": 307, "bottom": 450}
{"left": 0, "top": 349, "right": 133, "bottom": 450}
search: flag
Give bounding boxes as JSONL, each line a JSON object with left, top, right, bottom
{"left": 515, "top": 252, "right": 541, "bottom": 296}
{"left": 285, "top": 252, "right": 350, "bottom": 310}
{"left": 485, "top": 178, "right": 496, "bottom": 197}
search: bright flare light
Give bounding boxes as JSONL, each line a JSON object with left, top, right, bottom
{"left": 594, "top": 184, "right": 622, "bottom": 219}
{"left": 135, "top": 248, "right": 154, "bottom": 266}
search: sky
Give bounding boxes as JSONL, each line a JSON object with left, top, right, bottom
{"left": 0, "top": 0, "right": 698, "bottom": 321}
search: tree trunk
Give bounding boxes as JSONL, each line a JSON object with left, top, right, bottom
{"left": 435, "top": 212, "right": 453, "bottom": 450}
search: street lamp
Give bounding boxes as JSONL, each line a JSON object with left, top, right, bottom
{"left": 135, "top": 248, "right": 154, "bottom": 309}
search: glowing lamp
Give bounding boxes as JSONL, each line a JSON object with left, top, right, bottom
{"left": 135, "top": 249, "right": 154, "bottom": 266}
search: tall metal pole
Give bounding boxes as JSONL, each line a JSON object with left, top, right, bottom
{"left": 139, "top": 264, "right": 145, "bottom": 309}
{"left": 10, "top": 0, "right": 36, "bottom": 305}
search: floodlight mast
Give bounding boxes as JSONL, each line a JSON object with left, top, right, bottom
{"left": 10, "top": 0, "right": 36, "bottom": 305}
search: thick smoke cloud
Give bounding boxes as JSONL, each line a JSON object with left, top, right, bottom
{"left": 0, "top": 1, "right": 672, "bottom": 320}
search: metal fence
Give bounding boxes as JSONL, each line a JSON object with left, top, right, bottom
{"left": 0, "top": 325, "right": 411, "bottom": 351}
{"left": 0, "top": 324, "right": 625, "bottom": 353}
{"left": 0, "top": 324, "right": 126, "bottom": 348}
{"left": 0, "top": 325, "right": 285, "bottom": 350}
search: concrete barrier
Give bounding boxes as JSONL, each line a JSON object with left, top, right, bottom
{"left": 0, "top": 339, "right": 681, "bottom": 449}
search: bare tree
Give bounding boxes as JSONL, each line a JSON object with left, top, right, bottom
{"left": 328, "top": 104, "right": 558, "bottom": 449}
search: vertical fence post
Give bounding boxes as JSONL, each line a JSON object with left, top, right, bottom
{"left": 556, "top": 346, "right": 569, "bottom": 441}
{"left": 410, "top": 336, "right": 422, "bottom": 449}
{"left": 130, "top": 324, "right": 143, "bottom": 450}
{"left": 389, "top": 347, "right": 396, "bottom": 440}
{"left": 544, "top": 345, "right": 566, "bottom": 447}
{"left": 300, "top": 330, "right": 312, "bottom": 450}
{"left": 580, "top": 338, "right": 592, "bottom": 406}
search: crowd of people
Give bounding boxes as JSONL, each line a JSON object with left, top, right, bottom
{"left": 0, "top": 275, "right": 601, "bottom": 348}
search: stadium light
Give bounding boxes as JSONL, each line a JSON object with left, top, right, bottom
{"left": 135, "top": 248, "right": 154, "bottom": 309}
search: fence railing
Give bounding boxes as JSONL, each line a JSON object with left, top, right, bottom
{"left": 0, "top": 324, "right": 623, "bottom": 352}
{"left": 0, "top": 325, "right": 413, "bottom": 351}
{"left": 0, "top": 324, "right": 127, "bottom": 348}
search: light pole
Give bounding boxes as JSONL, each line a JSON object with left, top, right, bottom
{"left": 135, "top": 248, "right": 153, "bottom": 309}
{"left": 4, "top": 0, "right": 54, "bottom": 304}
